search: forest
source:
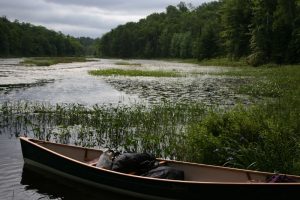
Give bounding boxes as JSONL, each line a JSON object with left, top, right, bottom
{"left": 99, "top": 0, "right": 300, "bottom": 66}
{"left": 1, "top": 0, "right": 299, "bottom": 66}
{"left": 0, "top": 16, "right": 97, "bottom": 57}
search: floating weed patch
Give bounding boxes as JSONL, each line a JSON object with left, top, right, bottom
{"left": 89, "top": 69, "right": 181, "bottom": 77}
{"left": 115, "top": 61, "right": 142, "bottom": 66}
{"left": 21, "top": 57, "right": 88, "bottom": 66}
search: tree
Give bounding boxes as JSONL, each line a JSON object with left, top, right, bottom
{"left": 97, "top": 0, "right": 299, "bottom": 65}
{"left": 272, "top": 0, "right": 296, "bottom": 64}
{"left": 0, "top": 17, "right": 85, "bottom": 57}
{"left": 287, "top": 1, "right": 300, "bottom": 63}
{"left": 180, "top": 32, "right": 192, "bottom": 58}
{"left": 0, "top": 17, "right": 10, "bottom": 56}
{"left": 197, "top": 23, "right": 220, "bottom": 60}
{"left": 177, "top": 2, "right": 189, "bottom": 13}
{"left": 248, "top": 0, "right": 278, "bottom": 65}
{"left": 221, "top": 0, "right": 252, "bottom": 59}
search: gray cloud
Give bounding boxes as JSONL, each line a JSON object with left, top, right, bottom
{"left": 0, "top": 0, "right": 214, "bottom": 38}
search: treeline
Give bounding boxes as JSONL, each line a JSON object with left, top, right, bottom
{"left": 77, "top": 37, "right": 101, "bottom": 56}
{"left": 0, "top": 17, "right": 97, "bottom": 57}
{"left": 99, "top": 0, "right": 300, "bottom": 66}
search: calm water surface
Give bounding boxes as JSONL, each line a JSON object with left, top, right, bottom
{"left": 0, "top": 58, "right": 139, "bottom": 105}
{"left": 0, "top": 58, "right": 249, "bottom": 106}
{"left": 0, "top": 58, "right": 250, "bottom": 199}
{"left": 0, "top": 133, "right": 140, "bottom": 200}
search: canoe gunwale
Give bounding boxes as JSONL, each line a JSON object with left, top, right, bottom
{"left": 19, "top": 136, "right": 300, "bottom": 185}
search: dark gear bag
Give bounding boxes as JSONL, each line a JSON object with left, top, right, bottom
{"left": 142, "top": 166, "right": 184, "bottom": 180}
{"left": 112, "top": 153, "right": 157, "bottom": 174}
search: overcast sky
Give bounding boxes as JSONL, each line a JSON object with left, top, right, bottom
{"left": 0, "top": 0, "right": 214, "bottom": 39}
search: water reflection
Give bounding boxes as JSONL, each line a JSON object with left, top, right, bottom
{"left": 21, "top": 164, "right": 138, "bottom": 200}
{"left": 0, "top": 58, "right": 138, "bottom": 106}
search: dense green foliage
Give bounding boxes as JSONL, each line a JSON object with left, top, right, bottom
{"left": 185, "top": 65, "right": 300, "bottom": 173}
{"left": 0, "top": 17, "right": 97, "bottom": 57}
{"left": 77, "top": 37, "right": 100, "bottom": 56}
{"left": 99, "top": 0, "right": 300, "bottom": 66}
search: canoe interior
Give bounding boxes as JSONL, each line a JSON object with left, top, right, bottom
{"left": 33, "top": 139, "right": 102, "bottom": 164}
{"left": 26, "top": 138, "right": 300, "bottom": 183}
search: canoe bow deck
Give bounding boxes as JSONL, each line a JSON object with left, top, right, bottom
{"left": 19, "top": 137, "right": 300, "bottom": 199}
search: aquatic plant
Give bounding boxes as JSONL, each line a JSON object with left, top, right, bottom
{"left": 89, "top": 69, "right": 181, "bottom": 77}
{"left": 115, "top": 61, "right": 142, "bottom": 66}
{"left": 21, "top": 57, "right": 88, "bottom": 66}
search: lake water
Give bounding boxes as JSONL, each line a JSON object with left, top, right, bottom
{"left": 0, "top": 58, "right": 250, "bottom": 106}
{"left": 0, "top": 133, "right": 140, "bottom": 200}
{"left": 0, "top": 58, "right": 250, "bottom": 199}
{"left": 0, "top": 58, "right": 139, "bottom": 105}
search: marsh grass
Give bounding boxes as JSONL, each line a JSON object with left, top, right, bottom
{"left": 0, "top": 101, "right": 206, "bottom": 158}
{"left": 183, "top": 64, "right": 300, "bottom": 173}
{"left": 89, "top": 69, "right": 181, "bottom": 77}
{"left": 21, "top": 57, "right": 88, "bottom": 66}
{"left": 216, "top": 65, "right": 300, "bottom": 98}
{"left": 167, "top": 57, "right": 249, "bottom": 67}
{"left": 1, "top": 96, "right": 300, "bottom": 174}
{"left": 115, "top": 61, "right": 142, "bottom": 66}
{"left": 185, "top": 103, "right": 300, "bottom": 174}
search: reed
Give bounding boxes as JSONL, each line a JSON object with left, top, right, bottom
{"left": 0, "top": 101, "right": 205, "bottom": 156}
{"left": 1, "top": 96, "right": 299, "bottom": 175}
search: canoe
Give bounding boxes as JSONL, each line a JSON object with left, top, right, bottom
{"left": 19, "top": 137, "right": 300, "bottom": 199}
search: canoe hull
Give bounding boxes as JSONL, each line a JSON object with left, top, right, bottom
{"left": 20, "top": 138, "right": 300, "bottom": 199}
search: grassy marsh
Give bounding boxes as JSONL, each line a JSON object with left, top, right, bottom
{"left": 115, "top": 61, "right": 142, "bottom": 66}
{"left": 215, "top": 65, "right": 300, "bottom": 98}
{"left": 21, "top": 57, "right": 88, "bottom": 66}
{"left": 1, "top": 97, "right": 299, "bottom": 174}
{"left": 167, "top": 57, "right": 250, "bottom": 67}
{"left": 1, "top": 60, "right": 300, "bottom": 175}
{"left": 89, "top": 69, "right": 181, "bottom": 77}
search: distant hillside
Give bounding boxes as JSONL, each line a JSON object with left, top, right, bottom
{"left": 99, "top": 0, "right": 300, "bottom": 66}
{"left": 0, "top": 17, "right": 97, "bottom": 57}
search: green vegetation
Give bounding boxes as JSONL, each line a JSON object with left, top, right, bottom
{"left": 77, "top": 37, "right": 101, "bottom": 57}
{"left": 196, "top": 58, "right": 249, "bottom": 67}
{"left": 99, "top": 0, "right": 300, "bottom": 66}
{"left": 115, "top": 61, "right": 142, "bottom": 66}
{"left": 89, "top": 69, "right": 181, "bottom": 77}
{"left": 183, "top": 64, "right": 300, "bottom": 174}
{"left": 171, "top": 57, "right": 250, "bottom": 67}
{"left": 21, "top": 57, "right": 88, "bottom": 66}
{"left": 1, "top": 64, "right": 300, "bottom": 174}
{"left": 0, "top": 17, "right": 97, "bottom": 57}
{"left": 0, "top": 102, "right": 207, "bottom": 157}
{"left": 216, "top": 65, "right": 300, "bottom": 98}
{"left": 1, "top": 0, "right": 299, "bottom": 176}
{"left": 185, "top": 103, "right": 300, "bottom": 173}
